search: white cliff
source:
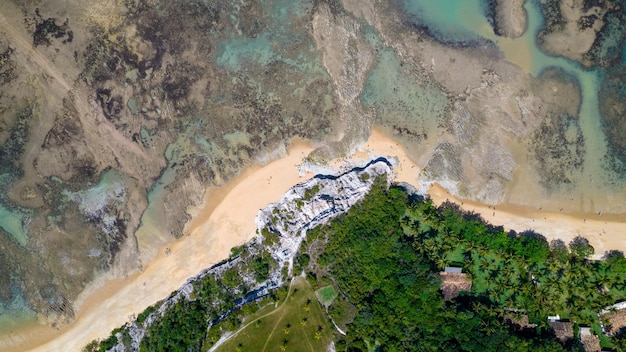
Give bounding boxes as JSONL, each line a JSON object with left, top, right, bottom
{"left": 105, "top": 157, "right": 392, "bottom": 351}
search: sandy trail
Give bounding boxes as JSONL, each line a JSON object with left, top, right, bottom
{"left": 0, "top": 10, "right": 72, "bottom": 92}
{"left": 3, "top": 129, "right": 626, "bottom": 351}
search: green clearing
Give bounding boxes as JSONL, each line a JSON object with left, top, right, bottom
{"left": 213, "top": 277, "right": 334, "bottom": 352}
{"left": 315, "top": 285, "right": 338, "bottom": 307}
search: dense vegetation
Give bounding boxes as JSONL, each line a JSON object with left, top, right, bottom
{"left": 86, "top": 242, "right": 280, "bottom": 352}
{"left": 87, "top": 176, "right": 626, "bottom": 351}
{"left": 298, "top": 177, "right": 626, "bottom": 351}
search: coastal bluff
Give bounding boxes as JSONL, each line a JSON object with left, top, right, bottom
{"left": 98, "top": 158, "right": 393, "bottom": 351}
{"left": 255, "top": 157, "right": 393, "bottom": 267}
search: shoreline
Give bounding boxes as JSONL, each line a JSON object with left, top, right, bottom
{"left": 3, "top": 129, "right": 626, "bottom": 351}
{"left": 0, "top": 141, "right": 316, "bottom": 352}
{"left": 361, "top": 129, "right": 626, "bottom": 259}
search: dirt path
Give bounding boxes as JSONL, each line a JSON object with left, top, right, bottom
{"left": 0, "top": 10, "right": 72, "bottom": 92}
{"left": 0, "top": 4, "right": 74, "bottom": 201}
{"left": 207, "top": 278, "right": 297, "bottom": 352}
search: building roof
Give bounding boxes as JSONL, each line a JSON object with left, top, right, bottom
{"left": 579, "top": 327, "right": 592, "bottom": 336}
{"left": 548, "top": 314, "right": 561, "bottom": 322}
{"left": 444, "top": 266, "right": 463, "bottom": 273}
{"left": 580, "top": 334, "right": 601, "bottom": 352}
{"left": 602, "top": 308, "right": 626, "bottom": 336}
{"left": 504, "top": 313, "right": 537, "bottom": 331}
{"left": 439, "top": 271, "right": 472, "bottom": 301}
{"left": 549, "top": 321, "right": 573, "bottom": 342}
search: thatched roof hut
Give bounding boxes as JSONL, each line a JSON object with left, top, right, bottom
{"left": 439, "top": 267, "right": 472, "bottom": 301}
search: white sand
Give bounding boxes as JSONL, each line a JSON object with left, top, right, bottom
{"left": 4, "top": 129, "right": 626, "bottom": 351}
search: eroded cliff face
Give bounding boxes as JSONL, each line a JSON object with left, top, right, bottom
{"left": 104, "top": 158, "right": 393, "bottom": 351}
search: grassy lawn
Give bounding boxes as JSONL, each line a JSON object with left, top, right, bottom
{"left": 213, "top": 277, "right": 334, "bottom": 352}
{"left": 592, "top": 322, "right": 614, "bottom": 349}
{"left": 315, "top": 285, "right": 338, "bottom": 308}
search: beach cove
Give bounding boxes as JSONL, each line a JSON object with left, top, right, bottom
{"left": 1, "top": 128, "right": 625, "bottom": 351}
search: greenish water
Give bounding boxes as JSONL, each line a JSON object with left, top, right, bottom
{"left": 400, "top": 0, "right": 492, "bottom": 43}
{"left": 0, "top": 173, "right": 28, "bottom": 246}
{"left": 401, "top": 0, "right": 621, "bottom": 200}
{"left": 361, "top": 49, "right": 449, "bottom": 139}
{"left": 0, "top": 204, "right": 27, "bottom": 246}
{"left": 216, "top": 0, "right": 322, "bottom": 74}
{"left": 0, "top": 290, "right": 36, "bottom": 329}
{"left": 216, "top": 34, "right": 276, "bottom": 71}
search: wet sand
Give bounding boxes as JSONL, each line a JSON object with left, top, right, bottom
{"left": 4, "top": 129, "right": 626, "bottom": 351}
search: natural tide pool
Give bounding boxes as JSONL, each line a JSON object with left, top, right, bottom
{"left": 398, "top": 0, "right": 625, "bottom": 211}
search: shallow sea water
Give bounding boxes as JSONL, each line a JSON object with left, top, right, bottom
{"left": 400, "top": 0, "right": 626, "bottom": 213}
{"left": 361, "top": 49, "right": 449, "bottom": 142}
{"left": 400, "top": 0, "right": 493, "bottom": 43}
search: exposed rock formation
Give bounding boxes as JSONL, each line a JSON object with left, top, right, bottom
{"left": 487, "top": 0, "right": 528, "bottom": 38}
{"left": 537, "top": 0, "right": 625, "bottom": 67}
{"left": 103, "top": 158, "right": 393, "bottom": 351}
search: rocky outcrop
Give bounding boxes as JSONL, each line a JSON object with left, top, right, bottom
{"left": 103, "top": 158, "right": 393, "bottom": 351}
{"left": 486, "top": 0, "right": 528, "bottom": 38}
{"left": 257, "top": 157, "right": 392, "bottom": 237}
{"left": 536, "top": 0, "right": 624, "bottom": 67}
{"left": 256, "top": 157, "right": 392, "bottom": 273}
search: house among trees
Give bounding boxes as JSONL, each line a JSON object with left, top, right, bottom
{"left": 579, "top": 327, "right": 601, "bottom": 352}
{"left": 601, "top": 305, "right": 626, "bottom": 336}
{"left": 504, "top": 312, "right": 537, "bottom": 333}
{"left": 439, "top": 267, "right": 472, "bottom": 301}
{"left": 547, "top": 316, "right": 573, "bottom": 344}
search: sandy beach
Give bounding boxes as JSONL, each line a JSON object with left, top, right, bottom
{"left": 1, "top": 141, "right": 316, "bottom": 352}
{"left": 3, "top": 129, "right": 626, "bottom": 351}
{"left": 362, "top": 129, "right": 626, "bottom": 259}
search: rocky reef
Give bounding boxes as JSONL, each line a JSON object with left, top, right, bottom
{"left": 486, "top": 0, "right": 528, "bottom": 38}
{"left": 0, "top": 0, "right": 338, "bottom": 324}
{"left": 536, "top": 0, "right": 626, "bottom": 68}
{"left": 99, "top": 158, "right": 392, "bottom": 351}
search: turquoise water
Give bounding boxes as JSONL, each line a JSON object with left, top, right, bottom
{"left": 0, "top": 288, "right": 36, "bottom": 328}
{"left": 215, "top": 0, "right": 322, "bottom": 74}
{"left": 361, "top": 49, "right": 449, "bottom": 138}
{"left": 0, "top": 173, "right": 28, "bottom": 246}
{"left": 402, "top": 0, "right": 619, "bottom": 192}
{"left": 216, "top": 34, "right": 276, "bottom": 71}
{"left": 0, "top": 204, "right": 27, "bottom": 246}
{"left": 400, "top": 0, "right": 492, "bottom": 43}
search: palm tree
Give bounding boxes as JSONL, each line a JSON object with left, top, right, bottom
{"left": 435, "top": 256, "right": 450, "bottom": 270}
{"left": 477, "top": 244, "right": 490, "bottom": 258}
{"left": 463, "top": 258, "right": 474, "bottom": 271}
